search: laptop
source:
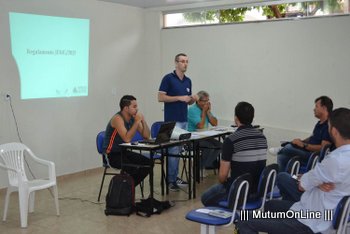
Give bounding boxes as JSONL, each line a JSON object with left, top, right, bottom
{"left": 138, "top": 122, "right": 176, "bottom": 145}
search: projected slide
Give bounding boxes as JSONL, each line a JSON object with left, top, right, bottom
{"left": 9, "top": 12, "right": 90, "bottom": 100}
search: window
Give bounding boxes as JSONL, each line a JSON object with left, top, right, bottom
{"left": 163, "top": 0, "right": 350, "bottom": 28}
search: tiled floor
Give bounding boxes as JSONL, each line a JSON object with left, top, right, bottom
{"left": 0, "top": 166, "right": 236, "bottom": 234}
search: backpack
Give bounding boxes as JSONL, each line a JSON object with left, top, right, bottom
{"left": 105, "top": 174, "right": 135, "bottom": 216}
{"left": 135, "top": 197, "right": 174, "bottom": 217}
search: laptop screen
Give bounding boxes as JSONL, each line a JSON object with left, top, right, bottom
{"left": 154, "top": 121, "right": 176, "bottom": 144}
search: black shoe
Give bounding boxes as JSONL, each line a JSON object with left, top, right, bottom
{"left": 176, "top": 177, "right": 188, "bottom": 187}
{"left": 169, "top": 183, "right": 180, "bottom": 192}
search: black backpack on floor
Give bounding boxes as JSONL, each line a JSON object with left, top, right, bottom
{"left": 105, "top": 174, "right": 135, "bottom": 216}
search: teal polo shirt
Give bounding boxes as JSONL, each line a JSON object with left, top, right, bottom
{"left": 188, "top": 103, "right": 213, "bottom": 132}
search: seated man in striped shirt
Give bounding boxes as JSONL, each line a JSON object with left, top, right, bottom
{"left": 201, "top": 101, "right": 267, "bottom": 206}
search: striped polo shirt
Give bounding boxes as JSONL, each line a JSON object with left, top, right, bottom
{"left": 222, "top": 125, "right": 267, "bottom": 193}
{"left": 222, "top": 125, "right": 267, "bottom": 163}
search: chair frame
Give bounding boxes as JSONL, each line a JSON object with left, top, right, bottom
{"left": 258, "top": 165, "right": 277, "bottom": 211}
{"left": 97, "top": 131, "right": 145, "bottom": 201}
{"left": 319, "top": 143, "right": 332, "bottom": 163}
{"left": 96, "top": 131, "right": 119, "bottom": 202}
{"left": 186, "top": 174, "right": 250, "bottom": 234}
{"left": 271, "top": 158, "right": 300, "bottom": 199}
{"left": 97, "top": 130, "right": 148, "bottom": 202}
{"left": 0, "top": 142, "right": 59, "bottom": 228}
{"left": 196, "top": 140, "right": 221, "bottom": 180}
{"left": 298, "top": 152, "right": 319, "bottom": 174}
{"left": 201, "top": 180, "right": 249, "bottom": 234}
{"left": 246, "top": 164, "right": 278, "bottom": 211}
{"left": 151, "top": 121, "right": 190, "bottom": 186}
{"left": 97, "top": 153, "right": 121, "bottom": 202}
{"left": 135, "top": 124, "right": 166, "bottom": 195}
{"left": 334, "top": 196, "right": 350, "bottom": 234}
{"left": 310, "top": 154, "right": 319, "bottom": 170}
{"left": 287, "top": 156, "right": 301, "bottom": 176}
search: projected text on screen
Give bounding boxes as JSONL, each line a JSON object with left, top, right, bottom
{"left": 9, "top": 12, "right": 90, "bottom": 100}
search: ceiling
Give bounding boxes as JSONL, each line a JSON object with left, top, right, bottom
{"left": 99, "top": 0, "right": 224, "bottom": 9}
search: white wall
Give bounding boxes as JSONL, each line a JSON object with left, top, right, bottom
{"left": 159, "top": 15, "right": 350, "bottom": 145}
{"left": 1, "top": 0, "right": 349, "bottom": 189}
{"left": 0, "top": 0, "right": 150, "bottom": 188}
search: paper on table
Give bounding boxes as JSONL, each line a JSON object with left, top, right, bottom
{"left": 194, "top": 130, "right": 221, "bottom": 136}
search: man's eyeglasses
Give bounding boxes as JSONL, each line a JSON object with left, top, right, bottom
{"left": 199, "top": 99, "right": 209, "bottom": 103}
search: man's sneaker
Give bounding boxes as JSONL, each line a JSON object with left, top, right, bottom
{"left": 169, "top": 182, "right": 180, "bottom": 192}
{"left": 268, "top": 147, "right": 282, "bottom": 156}
{"left": 176, "top": 177, "right": 188, "bottom": 187}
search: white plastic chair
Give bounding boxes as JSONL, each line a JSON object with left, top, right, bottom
{"left": 0, "top": 142, "right": 60, "bottom": 228}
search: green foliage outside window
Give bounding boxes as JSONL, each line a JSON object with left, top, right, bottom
{"left": 182, "top": 0, "right": 344, "bottom": 24}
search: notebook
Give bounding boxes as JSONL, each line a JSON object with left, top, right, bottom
{"left": 138, "top": 122, "right": 176, "bottom": 145}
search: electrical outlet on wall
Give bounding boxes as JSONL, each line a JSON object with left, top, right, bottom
{"left": 5, "top": 94, "right": 11, "bottom": 100}
{"left": 0, "top": 91, "right": 11, "bottom": 101}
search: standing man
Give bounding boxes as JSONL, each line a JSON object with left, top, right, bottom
{"left": 103, "top": 95, "right": 151, "bottom": 186}
{"left": 235, "top": 108, "right": 350, "bottom": 234}
{"left": 276, "top": 96, "right": 333, "bottom": 171}
{"left": 158, "top": 53, "right": 198, "bottom": 191}
{"left": 201, "top": 102, "right": 267, "bottom": 206}
{"left": 188, "top": 90, "right": 222, "bottom": 173}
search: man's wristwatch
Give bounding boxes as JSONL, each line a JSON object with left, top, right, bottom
{"left": 303, "top": 143, "right": 308, "bottom": 149}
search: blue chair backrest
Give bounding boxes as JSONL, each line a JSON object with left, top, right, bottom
{"left": 151, "top": 121, "right": 164, "bottom": 138}
{"left": 319, "top": 143, "right": 333, "bottom": 163}
{"left": 132, "top": 131, "right": 144, "bottom": 142}
{"left": 227, "top": 173, "right": 251, "bottom": 210}
{"left": 299, "top": 152, "right": 319, "bottom": 173}
{"left": 96, "top": 131, "right": 108, "bottom": 166}
{"left": 306, "top": 153, "right": 317, "bottom": 169}
{"left": 332, "top": 196, "right": 350, "bottom": 231}
{"left": 96, "top": 131, "right": 105, "bottom": 154}
{"left": 257, "top": 164, "right": 278, "bottom": 197}
{"left": 286, "top": 156, "right": 300, "bottom": 175}
{"left": 310, "top": 153, "right": 319, "bottom": 170}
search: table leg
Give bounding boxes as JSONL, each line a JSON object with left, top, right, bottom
{"left": 188, "top": 142, "right": 192, "bottom": 199}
